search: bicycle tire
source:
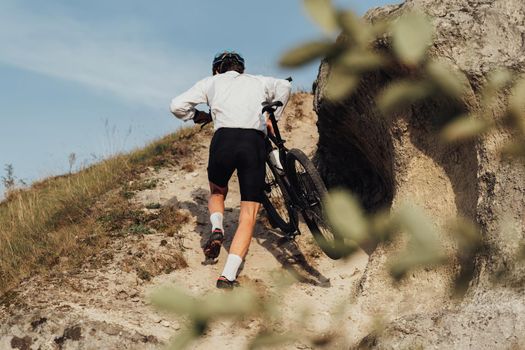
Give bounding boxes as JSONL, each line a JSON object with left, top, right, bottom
{"left": 286, "top": 148, "right": 343, "bottom": 259}
{"left": 261, "top": 160, "right": 297, "bottom": 234}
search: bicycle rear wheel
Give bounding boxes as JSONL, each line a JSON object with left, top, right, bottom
{"left": 261, "top": 161, "right": 297, "bottom": 234}
{"left": 286, "top": 148, "right": 342, "bottom": 259}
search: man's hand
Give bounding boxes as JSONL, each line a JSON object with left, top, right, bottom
{"left": 193, "top": 110, "right": 212, "bottom": 124}
{"left": 266, "top": 118, "right": 275, "bottom": 136}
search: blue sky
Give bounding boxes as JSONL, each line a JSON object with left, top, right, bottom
{"left": 0, "top": 0, "right": 399, "bottom": 195}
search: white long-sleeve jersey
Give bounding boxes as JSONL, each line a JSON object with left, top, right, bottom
{"left": 170, "top": 71, "right": 292, "bottom": 134}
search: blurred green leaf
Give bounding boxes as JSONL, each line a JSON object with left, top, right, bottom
{"left": 502, "top": 140, "right": 525, "bottom": 158}
{"left": 151, "top": 287, "right": 197, "bottom": 315}
{"left": 270, "top": 270, "right": 298, "bottom": 291}
{"left": 167, "top": 329, "right": 199, "bottom": 350}
{"left": 519, "top": 244, "right": 525, "bottom": 261}
{"left": 370, "top": 315, "right": 387, "bottom": 338}
{"left": 392, "top": 12, "right": 433, "bottom": 66}
{"left": 481, "top": 69, "right": 513, "bottom": 110}
{"left": 371, "top": 19, "right": 390, "bottom": 37}
{"left": 426, "top": 60, "right": 466, "bottom": 97}
{"left": 377, "top": 80, "right": 432, "bottom": 115}
{"left": 390, "top": 246, "right": 444, "bottom": 280}
{"left": 337, "top": 10, "right": 372, "bottom": 45}
{"left": 390, "top": 205, "right": 446, "bottom": 280}
{"left": 448, "top": 217, "right": 482, "bottom": 297}
{"left": 487, "top": 69, "right": 513, "bottom": 91}
{"left": 509, "top": 79, "right": 525, "bottom": 115}
{"left": 199, "top": 288, "right": 259, "bottom": 318}
{"left": 325, "top": 190, "right": 368, "bottom": 243}
{"left": 152, "top": 286, "right": 258, "bottom": 321}
{"left": 325, "top": 66, "right": 359, "bottom": 101}
{"left": 449, "top": 217, "right": 482, "bottom": 253}
{"left": 280, "top": 41, "right": 335, "bottom": 68}
{"left": 303, "top": 0, "right": 338, "bottom": 35}
{"left": 508, "top": 79, "right": 525, "bottom": 135}
{"left": 249, "top": 331, "right": 295, "bottom": 349}
{"left": 441, "top": 114, "right": 491, "bottom": 142}
{"left": 369, "top": 209, "right": 397, "bottom": 243}
{"left": 338, "top": 50, "right": 386, "bottom": 72}
{"left": 395, "top": 205, "right": 441, "bottom": 247}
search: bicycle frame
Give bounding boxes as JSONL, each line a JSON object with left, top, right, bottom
{"left": 263, "top": 97, "right": 342, "bottom": 259}
{"left": 264, "top": 108, "right": 313, "bottom": 238}
{"left": 266, "top": 112, "right": 288, "bottom": 174}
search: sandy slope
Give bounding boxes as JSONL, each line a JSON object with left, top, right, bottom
{"left": 0, "top": 93, "right": 368, "bottom": 349}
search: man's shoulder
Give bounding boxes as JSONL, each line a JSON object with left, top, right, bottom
{"left": 241, "top": 74, "right": 285, "bottom": 86}
{"left": 242, "top": 73, "right": 273, "bottom": 80}
{"left": 197, "top": 75, "right": 215, "bottom": 84}
{"left": 190, "top": 75, "right": 214, "bottom": 91}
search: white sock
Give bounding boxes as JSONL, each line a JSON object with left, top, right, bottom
{"left": 221, "top": 254, "right": 243, "bottom": 281}
{"left": 210, "top": 212, "right": 224, "bottom": 231}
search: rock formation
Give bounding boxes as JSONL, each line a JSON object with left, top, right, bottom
{"left": 313, "top": 0, "right": 525, "bottom": 348}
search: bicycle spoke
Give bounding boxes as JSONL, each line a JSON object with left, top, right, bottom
{"left": 293, "top": 161, "right": 335, "bottom": 242}
{"left": 305, "top": 207, "right": 335, "bottom": 242}
{"left": 286, "top": 148, "right": 342, "bottom": 259}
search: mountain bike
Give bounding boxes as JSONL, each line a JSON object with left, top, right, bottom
{"left": 261, "top": 95, "right": 343, "bottom": 260}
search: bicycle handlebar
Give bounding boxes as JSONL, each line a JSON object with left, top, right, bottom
{"left": 263, "top": 103, "right": 285, "bottom": 148}
{"left": 261, "top": 76, "right": 292, "bottom": 113}
{"left": 262, "top": 101, "right": 283, "bottom": 114}
{"left": 261, "top": 77, "right": 292, "bottom": 147}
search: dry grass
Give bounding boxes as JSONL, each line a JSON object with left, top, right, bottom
{"left": 181, "top": 162, "right": 196, "bottom": 172}
{"left": 284, "top": 93, "right": 309, "bottom": 132}
{"left": 121, "top": 239, "right": 188, "bottom": 281}
{"left": 148, "top": 206, "right": 192, "bottom": 237}
{"left": 0, "top": 126, "right": 201, "bottom": 294}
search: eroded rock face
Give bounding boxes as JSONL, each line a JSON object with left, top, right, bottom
{"left": 314, "top": 0, "right": 525, "bottom": 348}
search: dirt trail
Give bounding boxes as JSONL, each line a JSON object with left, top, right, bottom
{"left": 0, "top": 93, "right": 368, "bottom": 349}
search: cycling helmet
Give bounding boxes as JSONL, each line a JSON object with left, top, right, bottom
{"left": 212, "top": 51, "right": 245, "bottom": 74}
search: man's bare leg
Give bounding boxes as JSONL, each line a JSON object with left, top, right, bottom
{"left": 229, "top": 201, "right": 260, "bottom": 258}
{"left": 204, "top": 182, "right": 228, "bottom": 260}
{"left": 220, "top": 201, "right": 260, "bottom": 284}
{"left": 208, "top": 182, "right": 227, "bottom": 214}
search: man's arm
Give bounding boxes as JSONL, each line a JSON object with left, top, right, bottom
{"left": 261, "top": 77, "right": 292, "bottom": 120}
{"left": 170, "top": 77, "right": 211, "bottom": 121}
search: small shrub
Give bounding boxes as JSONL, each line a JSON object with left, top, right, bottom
{"left": 149, "top": 206, "right": 191, "bottom": 237}
{"left": 128, "top": 224, "right": 154, "bottom": 235}
{"left": 181, "top": 163, "right": 196, "bottom": 173}
{"left": 146, "top": 203, "right": 162, "bottom": 210}
{"left": 136, "top": 267, "right": 152, "bottom": 281}
{"left": 121, "top": 190, "right": 135, "bottom": 199}
{"left": 127, "top": 179, "right": 158, "bottom": 192}
{"left": 2, "top": 164, "right": 16, "bottom": 196}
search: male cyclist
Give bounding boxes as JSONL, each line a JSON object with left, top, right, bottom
{"left": 170, "top": 51, "right": 291, "bottom": 289}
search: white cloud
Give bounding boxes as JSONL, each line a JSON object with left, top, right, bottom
{"left": 0, "top": 1, "right": 208, "bottom": 109}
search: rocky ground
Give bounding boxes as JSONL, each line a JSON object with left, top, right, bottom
{"left": 0, "top": 93, "right": 369, "bottom": 349}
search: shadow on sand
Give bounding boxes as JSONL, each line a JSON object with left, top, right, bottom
{"left": 177, "top": 188, "right": 330, "bottom": 287}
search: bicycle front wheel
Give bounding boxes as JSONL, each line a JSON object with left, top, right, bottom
{"left": 286, "top": 149, "right": 342, "bottom": 259}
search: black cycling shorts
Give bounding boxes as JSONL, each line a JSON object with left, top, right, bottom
{"left": 207, "top": 127, "right": 266, "bottom": 203}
